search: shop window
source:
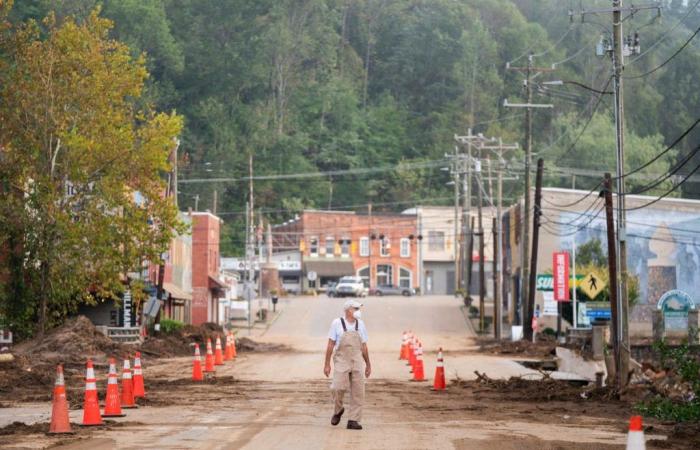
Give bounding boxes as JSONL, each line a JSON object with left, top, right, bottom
{"left": 380, "top": 238, "right": 390, "bottom": 257}
{"left": 428, "top": 231, "right": 445, "bottom": 251}
{"left": 376, "top": 264, "right": 393, "bottom": 286}
{"left": 400, "top": 238, "right": 410, "bottom": 258}
{"left": 326, "top": 236, "right": 335, "bottom": 258}
{"left": 359, "top": 237, "right": 369, "bottom": 257}
{"left": 399, "top": 267, "right": 412, "bottom": 288}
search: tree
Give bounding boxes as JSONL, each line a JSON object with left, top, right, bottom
{"left": 0, "top": 7, "right": 183, "bottom": 335}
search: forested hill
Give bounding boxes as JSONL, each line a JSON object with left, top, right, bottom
{"left": 9, "top": 0, "right": 700, "bottom": 255}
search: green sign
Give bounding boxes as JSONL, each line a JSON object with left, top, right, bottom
{"left": 536, "top": 274, "right": 584, "bottom": 292}
{"left": 657, "top": 290, "right": 695, "bottom": 331}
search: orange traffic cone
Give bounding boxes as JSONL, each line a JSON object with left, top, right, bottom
{"left": 205, "top": 338, "right": 216, "bottom": 373}
{"left": 626, "top": 416, "right": 646, "bottom": 450}
{"left": 192, "top": 344, "right": 204, "bottom": 381}
{"left": 224, "top": 332, "right": 233, "bottom": 361}
{"left": 411, "top": 343, "right": 426, "bottom": 381}
{"left": 214, "top": 335, "right": 224, "bottom": 365}
{"left": 399, "top": 331, "right": 408, "bottom": 360}
{"left": 432, "top": 348, "right": 446, "bottom": 391}
{"left": 133, "top": 352, "right": 146, "bottom": 398}
{"left": 103, "top": 358, "right": 125, "bottom": 417}
{"left": 49, "top": 364, "right": 72, "bottom": 434}
{"left": 230, "top": 332, "right": 237, "bottom": 359}
{"left": 409, "top": 336, "right": 418, "bottom": 372}
{"left": 121, "top": 358, "right": 137, "bottom": 409}
{"left": 81, "top": 359, "right": 103, "bottom": 426}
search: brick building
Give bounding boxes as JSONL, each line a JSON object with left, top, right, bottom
{"left": 191, "top": 212, "right": 227, "bottom": 325}
{"left": 273, "top": 210, "right": 419, "bottom": 291}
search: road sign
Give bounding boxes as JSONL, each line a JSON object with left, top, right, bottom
{"left": 581, "top": 272, "right": 605, "bottom": 299}
{"left": 307, "top": 271, "right": 317, "bottom": 281}
{"left": 553, "top": 252, "right": 570, "bottom": 301}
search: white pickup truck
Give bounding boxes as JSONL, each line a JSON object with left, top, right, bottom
{"left": 334, "top": 276, "right": 367, "bottom": 298}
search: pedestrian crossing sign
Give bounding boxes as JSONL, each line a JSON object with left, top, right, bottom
{"left": 581, "top": 272, "right": 605, "bottom": 299}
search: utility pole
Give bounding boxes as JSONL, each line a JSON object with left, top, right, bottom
{"left": 463, "top": 132, "right": 472, "bottom": 294}
{"left": 480, "top": 138, "right": 519, "bottom": 337}
{"left": 571, "top": 0, "right": 661, "bottom": 388}
{"left": 212, "top": 189, "right": 218, "bottom": 215}
{"left": 505, "top": 57, "right": 553, "bottom": 331}
{"left": 525, "top": 158, "right": 544, "bottom": 342}
{"left": 476, "top": 148, "right": 486, "bottom": 332}
{"left": 194, "top": 194, "right": 200, "bottom": 212}
{"left": 368, "top": 202, "right": 372, "bottom": 291}
{"left": 453, "top": 146, "right": 461, "bottom": 293}
{"left": 492, "top": 217, "right": 499, "bottom": 338}
{"left": 603, "top": 173, "right": 621, "bottom": 388}
{"left": 612, "top": 0, "right": 631, "bottom": 388}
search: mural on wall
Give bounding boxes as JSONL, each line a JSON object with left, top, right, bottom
{"left": 553, "top": 207, "right": 700, "bottom": 320}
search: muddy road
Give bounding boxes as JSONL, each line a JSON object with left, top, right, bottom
{"left": 0, "top": 296, "right": 691, "bottom": 449}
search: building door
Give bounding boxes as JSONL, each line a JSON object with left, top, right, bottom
{"left": 446, "top": 270, "right": 455, "bottom": 295}
{"left": 425, "top": 270, "right": 434, "bottom": 294}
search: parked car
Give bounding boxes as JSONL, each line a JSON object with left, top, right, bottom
{"left": 326, "top": 282, "right": 338, "bottom": 297}
{"left": 335, "top": 276, "right": 367, "bottom": 298}
{"left": 373, "top": 284, "right": 415, "bottom": 297}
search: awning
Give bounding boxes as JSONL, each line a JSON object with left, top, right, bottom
{"left": 163, "top": 282, "right": 192, "bottom": 301}
{"left": 208, "top": 276, "right": 229, "bottom": 290}
{"left": 304, "top": 260, "right": 355, "bottom": 277}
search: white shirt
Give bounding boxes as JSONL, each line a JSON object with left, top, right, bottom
{"left": 327, "top": 317, "right": 368, "bottom": 350}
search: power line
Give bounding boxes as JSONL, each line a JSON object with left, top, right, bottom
{"left": 627, "top": 145, "right": 700, "bottom": 195}
{"left": 623, "top": 23, "right": 700, "bottom": 80}
{"left": 552, "top": 76, "right": 613, "bottom": 164}
{"left": 628, "top": 0, "right": 700, "bottom": 65}
{"left": 619, "top": 118, "right": 700, "bottom": 179}
{"left": 623, "top": 158, "right": 700, "bottom": 211}
{"left": 178, "top": 159, "right": 449, "bottom": 184}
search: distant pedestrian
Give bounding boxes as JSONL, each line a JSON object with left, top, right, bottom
{"left": 323, "top": 299, "right": 371, "bottom": 430}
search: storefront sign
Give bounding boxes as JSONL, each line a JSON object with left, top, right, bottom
{"left": 536, "top": 274, "right": 583, "bottom": 292}
{"left": 123, "top": 290, "right": 132, "bottom": 328}
{"left": 542, "top": 292, "right": 558, "bottom": 316}
{"left": 553, "top": 252, "right": 570, "bottom": 301}
{"left": 657, "top": 290, "right": 695, "bottom": 331}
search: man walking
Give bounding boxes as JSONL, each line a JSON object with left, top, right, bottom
{"left": 324, "top": 299, "right": 371, "bottom": 430}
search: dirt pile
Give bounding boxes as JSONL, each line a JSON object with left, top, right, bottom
{"left": 465, "top": 371, "right": 617, "bottom": 402}
{"left": 236, "top": 337, "right": 291, "bottom": 353}
{"left": 138, "top": 325, "right": 290, "bottom": 357}
{"left": 0, "top": 316, "right": 127, "bottom": 402}
{"left": 479, "top": 336, "right": 557, "bottom": 359}
{"left": 139, "top": 322, "right": 225, "bottom": 357}
{"left": 13, "top": 316, "right": 125, "bottom": 364}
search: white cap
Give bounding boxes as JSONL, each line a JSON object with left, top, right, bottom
{"left": 343, "top": 299, "right": 363, "bottom": 310}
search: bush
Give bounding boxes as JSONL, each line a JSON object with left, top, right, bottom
{"left": 468, "top": 306, "right": 479, "bottom": 318}
{"left": 159, "top": 318, "right": 184, "bottom": 335}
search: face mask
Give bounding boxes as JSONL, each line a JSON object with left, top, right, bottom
{"left": 353, "top": 310, "right": 362, "bottom": 320}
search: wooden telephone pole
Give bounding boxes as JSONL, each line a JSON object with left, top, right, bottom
{"left": 505, "top": 57, "right": 553, "bottom": 334}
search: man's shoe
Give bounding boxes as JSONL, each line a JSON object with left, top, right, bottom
{"left": 331, "top": 408, "right": 344, "bottom": 426}
{"left": 347, "top": 420, "right": 363, "bottom": 430}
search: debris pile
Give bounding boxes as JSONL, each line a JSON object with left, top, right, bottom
{"left": 0, "top": 316, "right": 126, "bottom": 402}
{"left": 479, "top": 336, "right": 557, "bottom": 359}
{"left": 628, "top": 362, "right": 697, "bottom": 402}
{"left": 235, "top": 337, "right": 290, "bottom": 353}
{"left": 139, "top": 322, "right": 225, "bottom": 357}
{"left": 468, "top": 370, "right": 618, "bottom": 402}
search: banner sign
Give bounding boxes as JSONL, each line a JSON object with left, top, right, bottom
{"left": 553, "top": 252, "right": 570, "bottom": 301}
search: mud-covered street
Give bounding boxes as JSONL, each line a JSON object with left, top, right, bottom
{"left": 0, "top": 296, "right": 695, "bottom": 449}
